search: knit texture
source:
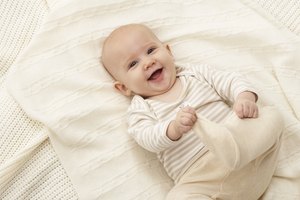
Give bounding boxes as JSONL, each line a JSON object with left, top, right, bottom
{"left": 254, "top": 0, "right": 300, "bottom": 35}
{"left": 0, "top": 0, "right": 78, "bottom": 199}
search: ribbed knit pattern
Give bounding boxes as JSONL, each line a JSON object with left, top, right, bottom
{"left": 254, "top": 0, "right": 300, "bottom": 35}
{"left": 0, "top": 0, "right": 78, "bottom": 199}
{"left": 0, "top": 0, "right": 46, "bottom": 83}
{"left": 0, "top": 83, "right": 78, "bottom": 200}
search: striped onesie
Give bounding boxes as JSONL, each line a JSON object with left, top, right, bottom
{"left": 127, "top": 64, "right": 257, "bottom": 181}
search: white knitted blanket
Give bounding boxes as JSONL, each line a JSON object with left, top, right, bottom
{"left": 1, "top": 0, "right": 300, "bottom": 199}
{"left": 0, "top": 0, "right": 77, "bottom": 199}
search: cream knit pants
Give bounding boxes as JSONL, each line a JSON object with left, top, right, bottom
{"left": 166, "top": 106, "right": 283, "bottom": 200}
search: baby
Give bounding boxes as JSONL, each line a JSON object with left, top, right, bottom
{"left": 101, "top": 24, "right": 283, "bottom": 200}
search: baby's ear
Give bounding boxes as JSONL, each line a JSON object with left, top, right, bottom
{"left": 165, "top": 44, "right": 173, "bottom": 56}
{"left": 114, "top": 81, "right": 133, "bottom": 96}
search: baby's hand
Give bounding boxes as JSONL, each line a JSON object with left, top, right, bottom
{"left": 167, "top": 106, "right": 197, "bottom": 141}
{"left": 175, "top": 106, "right": 197, "bottom": 134}
{"left": 234, "top": 99, "right": 259, "bottom": 119}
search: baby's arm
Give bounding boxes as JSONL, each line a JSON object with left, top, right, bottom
{"left": 189, "top": 64, "right": 259, "bottom": 119}
{"left": 167, "top": 106, "right": 197, "bottom": 141}
{"left": 128, "top": 96, "right": 190, "bottom": 153}
{"left": 233, "top": 91, "right": 258, "bottom": 118}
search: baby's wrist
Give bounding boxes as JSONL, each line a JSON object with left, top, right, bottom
{"left": 237, "top": 91, "right": 257, "bottom": 103}
{"left": 167, "top": 121, "right": 182, "bottom": 141}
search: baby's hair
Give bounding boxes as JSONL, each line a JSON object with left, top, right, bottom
{"left": 101, "top": 23, "right": 161, "bottom": 79}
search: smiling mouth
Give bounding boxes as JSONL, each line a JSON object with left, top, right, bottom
{"left": 148, "top": 68, "right": 163, "bottom": 81}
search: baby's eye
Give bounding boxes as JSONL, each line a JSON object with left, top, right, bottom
{"left": 129, "top": 60, "right": 138, "bottom": 68}
{"left": 147, "top": 47, "right": 156, "bottom": 54}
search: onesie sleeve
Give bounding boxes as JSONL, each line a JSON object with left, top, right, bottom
{"left": 190, "top": 64, "right": 258, "bottom": 104}
{"left": 127, "top": 96, "right": 179, "bottom": 153}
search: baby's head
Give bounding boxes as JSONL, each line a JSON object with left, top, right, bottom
{"left": 101, "top": 24, "right": 177, "bottom": 98}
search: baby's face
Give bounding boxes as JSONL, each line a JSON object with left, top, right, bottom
{"left": 102, "top": 25, "right": 177, "bottom": 98}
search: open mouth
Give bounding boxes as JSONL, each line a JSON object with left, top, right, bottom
{"left": 148, "top": 68, "right": 163, "bottom": 81}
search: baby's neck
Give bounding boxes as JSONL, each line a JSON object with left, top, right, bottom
{"left": 148, "top": 77, "right": 182, "bottom": 102}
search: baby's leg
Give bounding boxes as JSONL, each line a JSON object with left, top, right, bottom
{"left": 166, "top": 152, "right": 224, "bottom": 200}
{"left": 218, "top": 135, "right": 281, "bottom": 200}
{"left": 217, "top": 136, "right": 281, "bottom": 200}
{"left": 166, "top": 140, "right": 280, "bottom": 200}
{"left": 193, "top": 106, "right": 283, "bottom": 170}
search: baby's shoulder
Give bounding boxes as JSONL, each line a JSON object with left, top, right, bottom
{"left": 129, "top": 95, "right": 150, "bottom": 111}
{"left": 176, "top": 62, "right": 211, "bottom": 76}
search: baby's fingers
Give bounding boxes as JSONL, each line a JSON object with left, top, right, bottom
{"left": 248, "top": 105, "right": 259, "bottom": 118}
{"left": 180, "top": 116, "right": 196, "bottom": 126}
{"left": 181, "top": 106, "right": 196, "bottom": 114}
{"left": 252, "top": 108, "right": 259, "bottom": 118}
{"left": 235, "top": 103, "right": 259, "bottom": 118}
{"left": 180, "top": 111, "right": 197, "bottom": 126}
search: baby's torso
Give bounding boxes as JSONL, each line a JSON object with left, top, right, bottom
{"left": 146, "top": 72, "right": 233, "bottom": 181}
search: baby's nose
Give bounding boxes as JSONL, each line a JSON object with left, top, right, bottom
{"left": 144, "top": 57, "right": 155, "bottom": 69}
